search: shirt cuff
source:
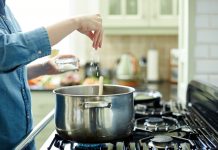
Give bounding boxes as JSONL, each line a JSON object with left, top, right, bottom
{"left": 24, "top": 27, "right": 51, "bottom": 57}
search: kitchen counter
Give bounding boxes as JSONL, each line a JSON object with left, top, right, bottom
{"left": 135, "top": 81, "right": 178, "bottom": 102}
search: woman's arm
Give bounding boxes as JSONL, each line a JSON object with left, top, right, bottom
{"left": 0, "top": 28, "right": 51, "bottom": 73}
{"left": 27, "top": 62, "right": 47, "bottom": 80}
{"left": 45, "top": 14, "right": 103, "bottom": 49}
{"left": 0, "top": 14, "right": 102, "bottom": 73}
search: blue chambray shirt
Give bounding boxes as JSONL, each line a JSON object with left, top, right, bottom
{"left": 0, "top": 1, "right": 51, "bottom": 149}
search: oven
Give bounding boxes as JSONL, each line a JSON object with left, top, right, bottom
{"left": 15, "top": 80, "right": 218, "bottom": 150}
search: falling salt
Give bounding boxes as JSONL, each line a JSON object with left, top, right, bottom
{"left": 88, "top": 48, "right": 101, "bottom": 95}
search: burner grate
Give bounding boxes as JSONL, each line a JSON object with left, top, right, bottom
{"left": 47, "top": 134, "right": 73, "bottom": 150}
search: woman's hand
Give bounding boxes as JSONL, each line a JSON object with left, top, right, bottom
{"left": 27, "top": 54, "right": 79, "bottom": 80}
{"left": 74, "top": 14, "right": 103, "bottom": 49}
{"left": 46, "top": 14, "right": 103, "bottom": 49}
{"left": 43, "top": 54, "right": 79, "bottom": 75}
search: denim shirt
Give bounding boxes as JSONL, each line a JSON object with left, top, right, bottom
{"left": 0, "top": 2, "right": 51, "bottom": 150}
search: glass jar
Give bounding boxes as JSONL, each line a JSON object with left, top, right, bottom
{"left": 55, "top": 57, "right": 79, "bottom": 72}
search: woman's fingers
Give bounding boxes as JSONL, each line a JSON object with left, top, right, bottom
{"left": 99, "top": 29, "right": 103, "bottom": 48}
{"left": 93, "top": 30, "right": 100, "bottom": 49}
{"left": 92, "top": 27, "right": 103, "bottom": 49}
{"left": 56, "top": 54, "right": 76, "bottom": 59}
{"left": 76, "top": 14, "right": 103, "bottom": 49}
{"left": 86, "top": 31, "right": 94, "bottom": 40}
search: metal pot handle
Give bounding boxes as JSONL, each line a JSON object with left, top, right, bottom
{"left": 80, "top": 101, "right": 112, "bottom": 109}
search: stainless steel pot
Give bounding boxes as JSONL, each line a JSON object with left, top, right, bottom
{"left": 53, "top": 84, "right": 135, "bottom": 143}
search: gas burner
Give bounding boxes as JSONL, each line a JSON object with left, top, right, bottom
{"left": 135, "top": 115, "right": 182, "bottom": 133}
{"left": 152, "top": 135, "right": 173, "bottom": 143}
{"left": 47, "top": 134, "right": 107, "bottom": 150}
{"left": 74, "top": 143, "right": 107, "bottom": 150}
{"left": 48, "top": 134, "right": 73, "bottom": 150}
{"left": 146, "top": 117, "right": 164, "bottom": 125}
{"left": 135, "top": 103, "right": 172, "bottom": 117}
{"left": 144, "top": 117, "right": 167, "bottom": 132}
{"left": 148, "top": 135, "right": 174, "bottom": 149}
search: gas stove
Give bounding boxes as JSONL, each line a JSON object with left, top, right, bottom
{"left": 40, "top": 80, "right": 218, "bottom": 150}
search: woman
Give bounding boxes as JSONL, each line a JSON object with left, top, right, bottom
{"left": 0, "top": 0, "right": 103, "bottom": 149}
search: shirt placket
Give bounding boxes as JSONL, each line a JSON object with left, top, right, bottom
{"left": 0, "top": 14, "right": 11, "bottom": 32}
{"left": 2, "top": 15, "right": 32, "bottom": 133}
{"left": 19, "top": 67, "right": 32, "bottom": 133}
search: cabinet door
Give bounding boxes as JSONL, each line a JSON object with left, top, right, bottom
{"left": 100, "top": 0, "right": 178, "bottom": 35}
{"left": 101, "top": 0, "right": 149, "bottom": 28}
{"left": 150, "top": 0, "right": 178, "bottom": 27}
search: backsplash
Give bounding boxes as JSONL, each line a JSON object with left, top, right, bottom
{"left": 99, "top": 35, "right": 178, "bottom": 81}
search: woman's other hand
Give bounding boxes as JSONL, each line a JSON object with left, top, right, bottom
{"left": 43, "top": 54, "right": 79, "bottom": 75}
{"left": 27, "top": 54, "right": 79, "bottom": 80}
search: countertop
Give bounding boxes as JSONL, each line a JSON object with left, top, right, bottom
{"left": 134, "top": 81, "right": 178, "bottom": 102}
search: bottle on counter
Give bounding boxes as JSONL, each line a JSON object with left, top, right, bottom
{"left": 139, "top": 57, "right": 147, "bottom": 83}
{"left": 147, "top": 48, "right": 159, "bottom": 82}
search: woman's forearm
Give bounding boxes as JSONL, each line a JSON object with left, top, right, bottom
{"left": 45, "top": 18, "right": 79, "bottom": 46}
{"left": 27, "top": 63, "right": 46, "bottom": 80}
{"left": 45, "top": 14, "right": 103, "bottom": 49}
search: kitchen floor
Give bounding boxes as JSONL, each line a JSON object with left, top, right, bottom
{"left": 31, "top": 90, "right": 56, "bottom": 149}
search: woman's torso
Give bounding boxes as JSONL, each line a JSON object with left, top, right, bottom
{"left": 0, "top": 4, "right": 34, "bottom": 150}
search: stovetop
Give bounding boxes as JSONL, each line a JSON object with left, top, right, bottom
{"left": 42, "top": 80, "right": 218, "bottom": 150}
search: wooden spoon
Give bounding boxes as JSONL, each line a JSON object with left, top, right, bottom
{"left": 98, "top": 76, "right": 104, "bottom": 96}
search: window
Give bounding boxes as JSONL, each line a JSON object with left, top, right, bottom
{"left": 7, "top": 0, "right": 70, "bottom": 51}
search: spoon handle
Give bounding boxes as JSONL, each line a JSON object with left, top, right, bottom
{"left": 98, "top": 76, "right": 104, "bottom": 95}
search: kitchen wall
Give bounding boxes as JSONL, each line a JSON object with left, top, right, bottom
{"left": 99, "top": 35, "right": 178, "bottom": 81}
{"left": 192, "top": 0, "right": 218, "bottom": 85}
{"left": 178, "top": 0, "right": 218, "bottom": 103}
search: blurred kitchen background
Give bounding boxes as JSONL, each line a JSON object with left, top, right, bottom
{"left": 7, "top": 0, "right": 218, "bottom": 149}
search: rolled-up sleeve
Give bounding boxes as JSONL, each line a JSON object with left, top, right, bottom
{"left": 0, "top": 27, "right": 51, "bottom": 72}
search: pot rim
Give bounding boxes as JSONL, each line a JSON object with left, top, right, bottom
{"left": 53, "top": 84, "right": 135, "bottom": 97}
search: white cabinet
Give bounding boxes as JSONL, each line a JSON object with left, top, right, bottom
{"left": 101, "top": 0, "right": 149, "bottom": 28}
{"left": 100, "top": 0, "right": 178, "bottom": 35}
{"left": 150, "top": 0, "right": 178, "bottom": 27}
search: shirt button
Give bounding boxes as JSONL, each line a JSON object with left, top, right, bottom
{"left": 27, "top": 115, "right": 30, "bottom": 119}
{"left": 38, "top": 50, "right": 42, "bottom": 54}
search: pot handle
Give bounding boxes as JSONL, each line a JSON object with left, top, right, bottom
{"left": 81, "top": 101, "right": 112, "bottom": 109}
